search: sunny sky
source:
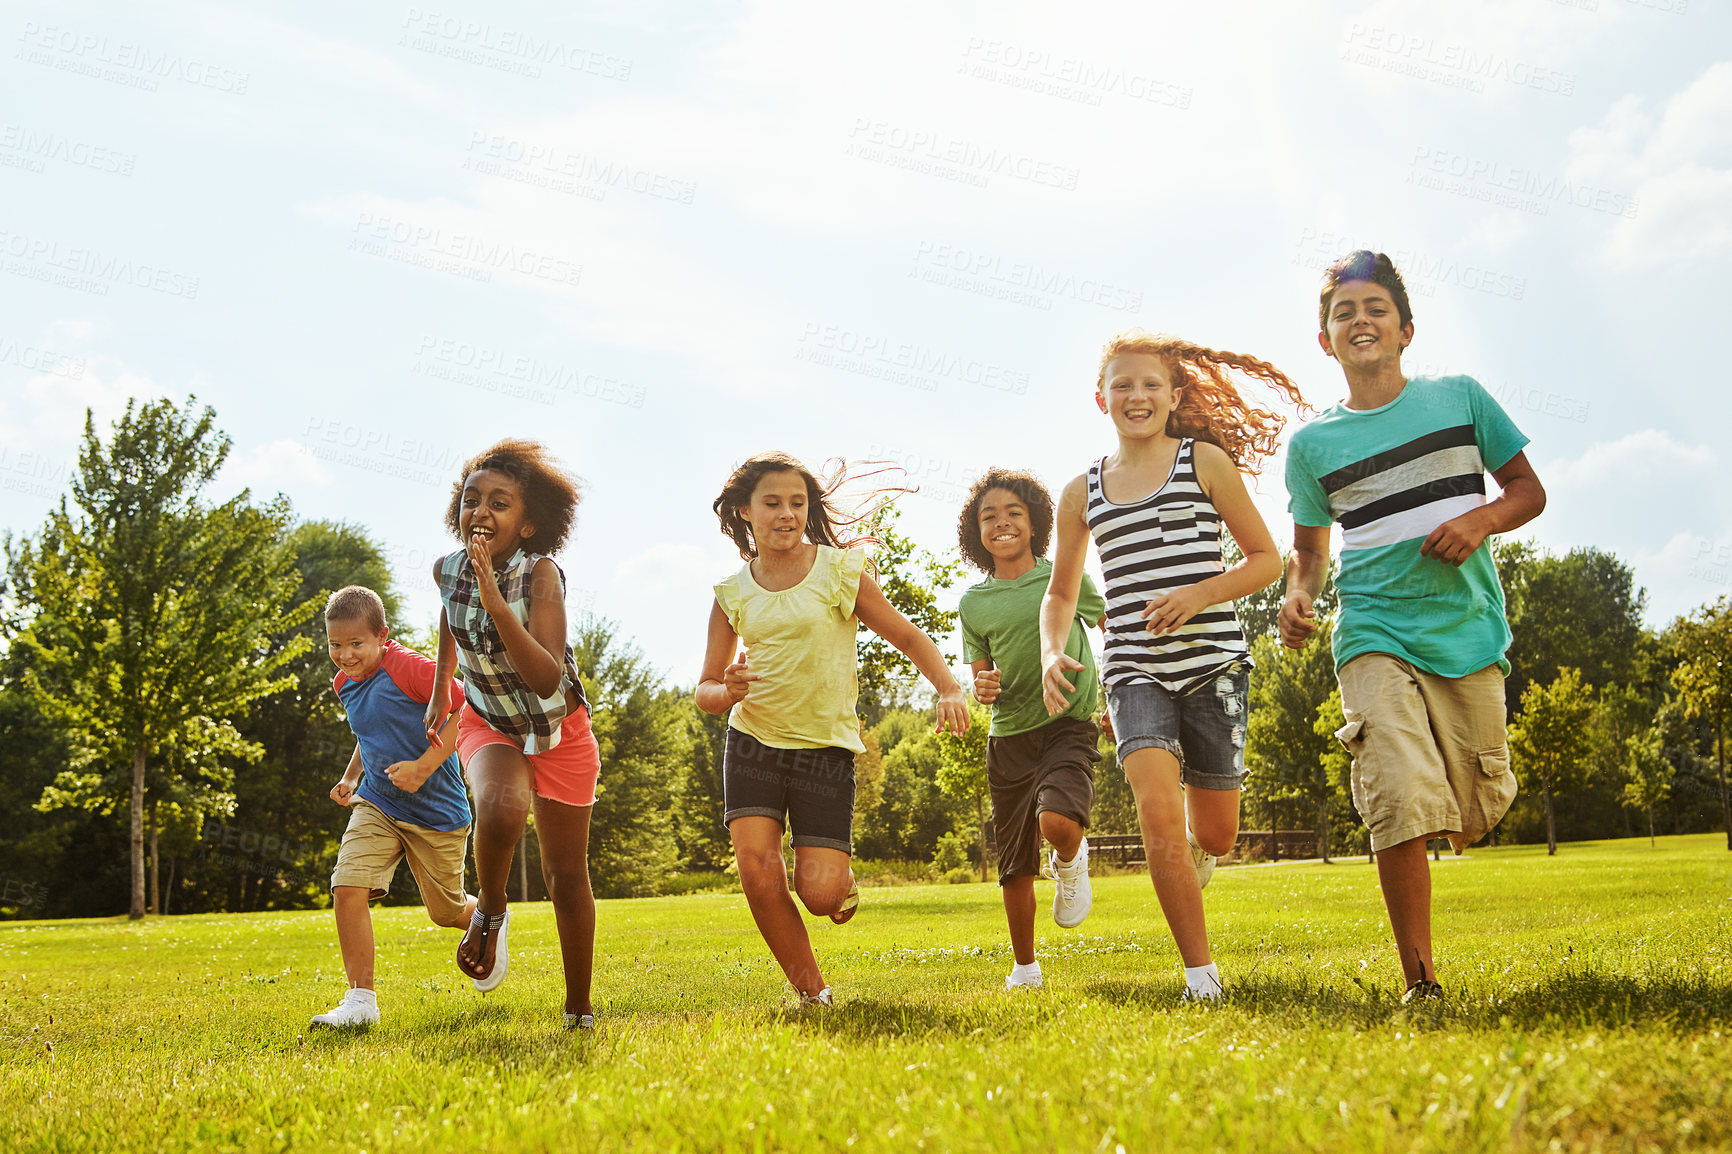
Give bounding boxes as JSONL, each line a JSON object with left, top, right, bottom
{"left": 2, "top": 0, "right": 1728, "bottom": 686}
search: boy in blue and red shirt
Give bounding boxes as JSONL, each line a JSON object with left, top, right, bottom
{"left": 310, "top": 585, "right": 475, "bottom": 1028}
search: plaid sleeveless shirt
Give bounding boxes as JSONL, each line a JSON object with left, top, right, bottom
{"left": 437, "top": 547, "right": 587, "bottom": 754}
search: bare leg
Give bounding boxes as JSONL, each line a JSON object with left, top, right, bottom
{"left": 534, "top": 796, "right": 596, "bottom": 1017}
{"left": 731, "top": 817, "right": 825, "bottom": 996}
{"left": 1186, "top": 787, "right": 1241, "bottom": 859}
{"left": 333, "top": 886, "right": 375, "bottom": 990}
{"left": 1002, "top": 876, "right": 1036, "bottom": 965}
{"left": 458, "top": 745, "right": 534, "bottom": 979}
{"left": 1375, "top": 835, "right": 1435, "bottom": 986}
{"left": 1040, "top": 811, "right": 1084, "bottom": 861}
{"left": 1124, "top": 747, "right": 1210, "bottom": 967}
{"left": 791, "top": 846, "right": 853, "bottom": 917}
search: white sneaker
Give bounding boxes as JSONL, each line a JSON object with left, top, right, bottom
{"left": 564, "top": 1012, "right": 596, "bottom": 1030}
{"left": 1187, "top": 829, "right": 1216, "bottom": 891}
{"left": 798, "top": 986, "right": 833, "bottom": 1008}
{"left": 1005, "top": 965, "right": 1044, "bottom": 990}
{"left": 1050, "top": 839, "right": 1092, "bottom": 929}
{"left": 1179, "top": 982, "right": 1223, "bottom": 1005}
{"left": 310, "top": 989, "right": 378, "bottom": 1028}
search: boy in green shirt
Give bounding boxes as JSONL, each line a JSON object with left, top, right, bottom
{"left": 958, "top": 468, "right": 1106, "bottom": 990}
{"left": 1280, "top": 251, "right": 1547, "bottom": 1003}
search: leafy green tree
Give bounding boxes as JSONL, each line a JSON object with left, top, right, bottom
{"left": 672, "top": 700, "right": 731, "bottom": 872}
{"left": 1622, "top": 726, "right": 1673, "bottom": 848}
{"left": 7, "top": 399, "right": 314, "bottom": 918}
{"left": 1670, "top": 596, "right": 1732, "bottom": 850}
{"left": 1509, "top": 667, "right": 1597, "bottom": 856}
{"left": 1502, "top": 545, "right": 1647, "bottom": 705}
{"left": 574, "top": 617, "right": 688, "bottom": 897}
{"left": 936, "top": 698, "right": 992, "bottom": 879}
{"left": 1231, "top": 540, "right": 1335, "bottom": 643}
{"left": 857, "top": 506, "right": 963, "bottom": 726}
{"left": 1244, "top": 628, "right": 1343, "bottom": 860}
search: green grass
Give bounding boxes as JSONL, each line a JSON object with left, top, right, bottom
{"left": 4, "top": 835, "right": 1730, "bottom": 1152}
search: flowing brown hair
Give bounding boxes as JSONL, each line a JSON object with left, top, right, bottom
{"left": 712, "top": 451, "right": 907, "bottom": 560}
{"left": 1096, "top": 330, "right": 1310, "bottom": 475}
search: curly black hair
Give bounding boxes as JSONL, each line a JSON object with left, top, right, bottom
{"left": 956, "top": 468, "right": 1054, "bottom": 574}
{"left": 443, "top": 438, "right": 582, "bottom": 554}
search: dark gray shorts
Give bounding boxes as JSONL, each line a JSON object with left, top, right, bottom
{"left": 1105, "top": 663, "right": 1250, "bottom": 791}
{"left": 721, "top": 728, "right": 855, "bottom": 853}
{"left": 987, "top": 717, "right": 1098, "bottom": 885}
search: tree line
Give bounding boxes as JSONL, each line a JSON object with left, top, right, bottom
{"left": 1, "top": 400, "right": 1727, "bottom": 920}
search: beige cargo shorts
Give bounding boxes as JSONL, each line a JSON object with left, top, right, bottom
{"left": 1335, "top": 653, "right": 1517, "bottom": 854}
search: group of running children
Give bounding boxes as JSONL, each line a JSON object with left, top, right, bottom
{"left": 308, "top": 249, "right": 1547, "bottom": 1030}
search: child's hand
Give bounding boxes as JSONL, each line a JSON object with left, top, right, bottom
{"left": 934, "top": 687, "right": 970, "bottom": 735}
{"left": 721, "top": 649, "right": 760, "bottom": 704}
{"left": 973, "top": 668, "right": 1001, "bottom": 705}
{"left": 423, "top": 696, "right": 449, "bottom": 747}
{"left": 1042, "top": 654, "right": 1084, "bottom": 715}
{"left": 330, "top": 778, "right": 358, "bottom": 806}
{"left": 468, "top": 534, "right": 505, "bottom": 609}
{"left": 1097, "top": 708, "right": 1115, "bottom": 743}
{"left": 1278, "top": 591, "right": 1317, "bottom": 649}
{"left": 384, "top": 760, "right": 433, "bottom": 794}
{"left": 1420, "top": 512, "right": 1489, "bottom": 567}
{"left": 1141, "top": 584, "right": 1211, "bottom": 635}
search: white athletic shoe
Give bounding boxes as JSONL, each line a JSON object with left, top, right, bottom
{"left": 798, "top": 986, "right": 833, "bottom": 1008}
{"left": 1050, "top": 838, "right": 1093, "bottom": 929}
{"left": 1179, "top": 981, "right": 1223, "bottom": 1005}
{"left": 1005, "top": 966, "right": 1044, "bottom": 990}
{"left": 564, "top": 1012, "right": 596, "bottom": 1030}
{"left": 310, "top": 989, "right": 378, "bottom": 1028}
{"left": 1187, "top": 829, "right": 1216, "bottom": 891}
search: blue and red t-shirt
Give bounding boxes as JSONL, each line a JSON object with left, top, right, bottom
{"left": 333, "top": 640, "right": 471, "bottom": 831}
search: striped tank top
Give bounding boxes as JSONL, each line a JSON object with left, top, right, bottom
{"left": 1085, "top": 439, "right": 1250, "bottom": 692}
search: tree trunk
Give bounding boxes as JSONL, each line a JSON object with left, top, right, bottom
{"left": 1544, "top": 784, "right": 1558, "bottom": 856}
{"left": 1316, "top": 796, "right": 1331, "bottom": 863}
{"left": 163, "top": 856, "right": 177, "bottom": 916}
{"left": 149, "top": 801, "right": 160, "bottom": 916}
{"left": 1718, "top": 709, "right": 1730, "bottom": 852}
{"left": 129, "top": 745, "right": 147, "bottom": 919}
{"left": 1647, "top": 807, "right": 1655, "bottom": 849}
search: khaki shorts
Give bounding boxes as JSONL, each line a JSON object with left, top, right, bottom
{"left": 1335, "top": 654, "right": 1516, "bottom": 854}
{"left": 331, "top": 799, "right": 470, "bottom": 925}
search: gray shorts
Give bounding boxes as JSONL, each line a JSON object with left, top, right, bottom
{"left": 987, "top": 717, "right": 1098, "bottom": 885}
{"left": 1105, "top": 664, "right": 1250, "bottom": 791}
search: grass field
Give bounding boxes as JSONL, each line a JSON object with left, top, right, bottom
{"left": 4, "top": 835, "right": 1730, "bottom": 1152}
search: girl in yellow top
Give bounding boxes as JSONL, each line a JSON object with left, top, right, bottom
{"left": 696, "top": 451, "right": 970, "bottom": 1007}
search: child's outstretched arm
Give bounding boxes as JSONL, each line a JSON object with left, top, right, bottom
{"left": 1142, "top": 442, "right": 1283, "bottom": 635}
{"left": 468, "top": 547, "right": 569, "bottom": 699}
{"left": 1420, "top": 451, "right": 1546, "bottom": 566}
{"left": 696, "top": 600, "right": 760, "bottom": 715}
{"left": 426, "top": 562, "right": 460, "bottom": 744}
{"left": 1039, "top": 475, "right": 1091, "bottom": 715}
{"left": 854, "top": 575, "right": 969, "bottom": 735}
{"left": 1279, "top": 525, "right": 1332, "bottom": 650}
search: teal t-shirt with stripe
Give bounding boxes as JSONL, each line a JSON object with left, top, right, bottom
{"left": 1284, "top": 375, "right": 1529, "bottom": 678}
{"left": 958, "top": 558, "right": 1105, "bottom": 737}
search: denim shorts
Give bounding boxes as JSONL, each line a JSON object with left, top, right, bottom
{"left": 1105, "top": 664, "right": 1250, "bottom": 791}
{"left": 721, "top": 727, "right": 856, "bottom": 853}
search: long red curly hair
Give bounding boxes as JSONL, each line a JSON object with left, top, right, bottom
{"left": 1095, "top": 330, "right": 1309, "bottom": 475}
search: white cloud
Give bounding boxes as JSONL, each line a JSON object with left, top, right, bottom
{"left": 1543, "top": 428, "right": 1714, "bottom": 488}
{"left": 1568, "top": 61, "right": 1732, "bottom": 268}
{"left": 219, "top": 439, "right": 329, "bottom": 496}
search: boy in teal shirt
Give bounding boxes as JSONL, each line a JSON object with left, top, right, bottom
{"left": 958, "top": 468, "right": 1106, "bottom": 990}
{"left": 1280, "top": 251, "right": 1546, "bottom": 1003}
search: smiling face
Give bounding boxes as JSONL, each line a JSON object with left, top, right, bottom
{"left": 742, "top": 469, "right": 809, "bottom": 555}
{"left": 1098, "top": 352, "right": 1182, "bottom": 439}
{"left": 327, "top": 617, "right": 389, "bottom": 680}
{"left": 977, "top": 487, "right": 1035, "bottom": 572}
{"left": 459, "top": 468, "right": 536, "bottom": 564}
{"left": 1319, "top": 279, "right": 1414, "bottom": 373}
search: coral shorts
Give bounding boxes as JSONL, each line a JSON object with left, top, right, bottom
{"left": 456, "top": 702, "right": 601, "bottom": 809}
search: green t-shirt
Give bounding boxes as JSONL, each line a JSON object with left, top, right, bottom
{"left": 958, "top": 557, "right": 1105, "bottom": 737}
{"left": 1284, "top": 374, "right": 1529, "bottom": 678}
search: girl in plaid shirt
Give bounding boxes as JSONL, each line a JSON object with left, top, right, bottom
{"left": 429, "top": 439, "right": 600, "bottom": 1030}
